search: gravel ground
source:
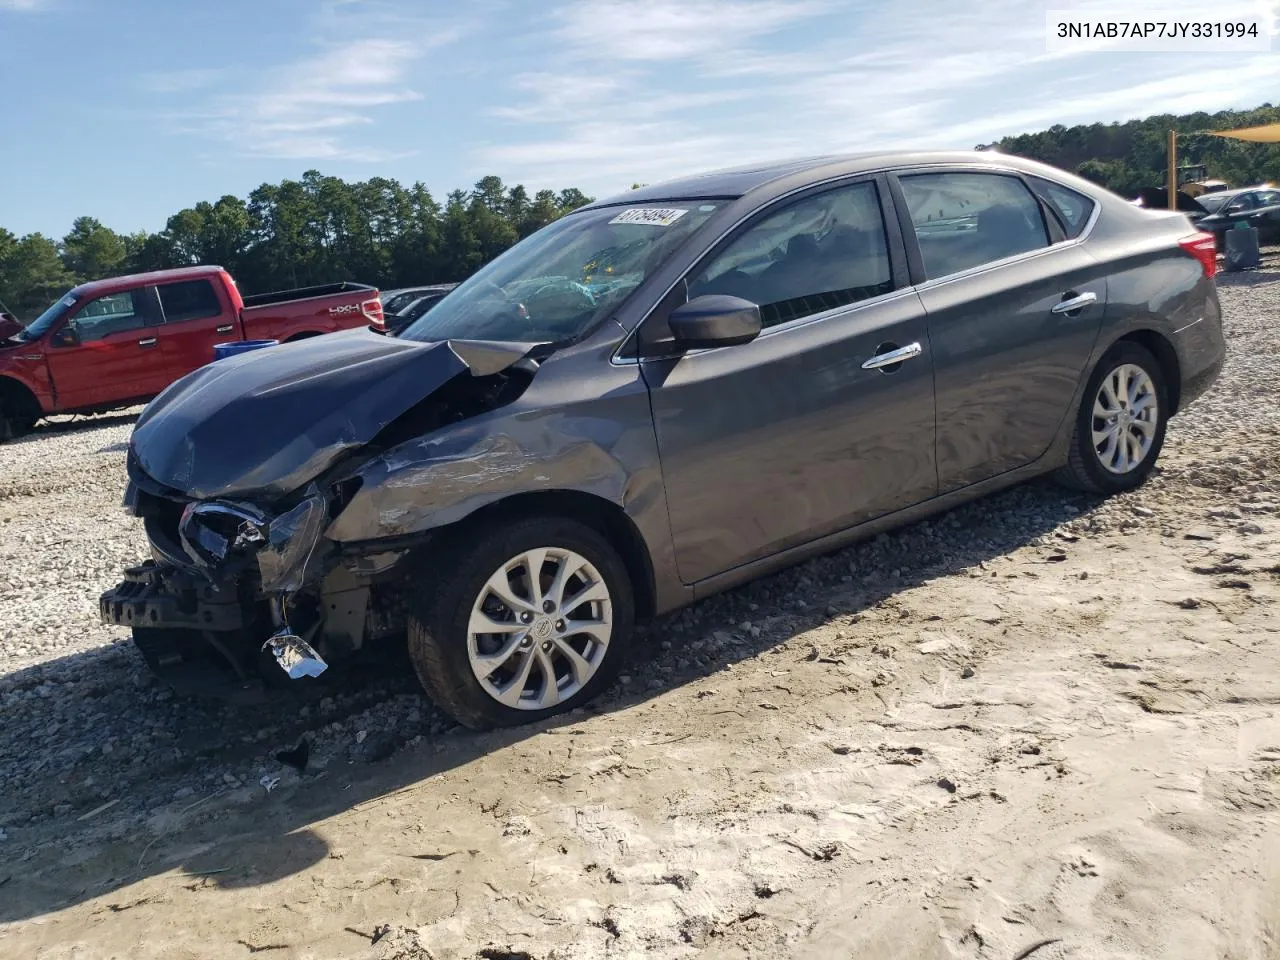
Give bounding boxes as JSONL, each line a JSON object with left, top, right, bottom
{"left": 1, "top": 269, "right": 1278, "bottom": 959}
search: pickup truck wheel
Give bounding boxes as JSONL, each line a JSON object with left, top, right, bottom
{"left": 1053, "top": 341, "right": 1168, "bottom": 495}
{"left": 0, "top": 404, "right": 37, "bottom": 442}
{"left": 407, "top": 517, "right": 635, "bottom": 730}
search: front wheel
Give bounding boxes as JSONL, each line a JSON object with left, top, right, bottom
{"left": 407, "top": 517, "right": 635, "bottom": 730}
{"left": 1054, "top": 341, "right": 1169, "bottom": 494}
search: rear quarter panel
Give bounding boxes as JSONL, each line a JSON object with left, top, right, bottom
{"left": 240, "top": 292, "right": 372, "bottom": 341}
{"left": 1081, "top": 206, "right": 1225, "bottom": 413}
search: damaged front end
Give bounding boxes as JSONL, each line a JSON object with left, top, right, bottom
{"left": 99, "top": 330, "right": 542, "bottom": 699}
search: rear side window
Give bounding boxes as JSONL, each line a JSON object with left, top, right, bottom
{"left": 158, "top": 280, "right": 222, "bottom": 323}
{"left": 688, "top": 179, "right": 893, "bottom": 329}
{"left": 1027, "top": 176, "right": 1095, "bottom": 239}
{"left": 899, "top": 172, "right": 1049, "bottom": 280}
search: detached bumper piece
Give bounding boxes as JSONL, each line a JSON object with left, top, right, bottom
{"left": 99, "top": 560, "right": 245, "bottom": 632}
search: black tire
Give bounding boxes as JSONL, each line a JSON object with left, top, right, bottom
{"left": 1053, "top": 341, "right": 1169, "bottom": 494}
{"left": 407, "top": 516, "right": 635, "bottom": 730}
{"left": 0, "top": 409, "right": 35, "bottom": 443}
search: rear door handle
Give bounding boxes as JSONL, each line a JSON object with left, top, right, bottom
{"left": 1051, "top": 292, "right": 1097, "bottom": 315}
{"left": 861, "top": 342, "right": 922, "bottom": 370}
{"left": 138, "top": 337, "right": 157, "bottom": 347}
{"left": 216, "top": 324, "right": 234, "bottom": 333}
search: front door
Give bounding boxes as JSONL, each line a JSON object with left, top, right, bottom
{"left": 893, "top": 169, "right": 1107, "bottom": 492}
{"left": 638, "top": 177, "right": 938, "bottom": 585}
{"left": 45, "top": 285, "right": 166, "bottom": 411}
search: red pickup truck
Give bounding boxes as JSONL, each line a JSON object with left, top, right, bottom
{"left": 0, "top": 266, "right": 384, "bottom": 440}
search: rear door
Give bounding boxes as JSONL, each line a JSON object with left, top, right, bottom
{"left": 155, "top": 277, "right": 237, "bottom": 377}
{"left": 44, "top": 286, "right": 166, "bottom": 410}
{"left": 891, "top": 168, "right": 1107, "bottom": 492}
{"left": 638, "top": 176, "right": 938, "bottom": 585}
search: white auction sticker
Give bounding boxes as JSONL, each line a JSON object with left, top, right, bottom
{"left": 610, "top": 207, "right": 689, "bottom": 226}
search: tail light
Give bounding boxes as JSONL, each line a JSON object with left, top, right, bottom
{"left": 1179, "top": 232, "right": 1217, "bottom": 279}
{"left": 361, "top": 296, "right": 386, "bottom": 331}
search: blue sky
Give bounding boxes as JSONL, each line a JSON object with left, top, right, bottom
{"left": 0, "top": 0, "right": 1277, "bottom": 238}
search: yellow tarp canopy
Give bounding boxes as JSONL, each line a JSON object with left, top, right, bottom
{"left": 1210, "top": 122, "right": 1280, "bottom": 143}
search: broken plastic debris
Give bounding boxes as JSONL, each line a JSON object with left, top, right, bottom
{"left": 260, "top": 775, "right": 281, "bottom": 793}
{"left": 263, "top": 631, "right": 328, "bottom": 680}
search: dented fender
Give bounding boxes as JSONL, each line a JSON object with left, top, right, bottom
{"left": 324, "top": 353, "right": 665, "bottom": 544}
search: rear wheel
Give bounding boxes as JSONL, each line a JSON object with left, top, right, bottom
{"left": 1054, "top": 341, "right": 1168, "bottom": 494}
{"left": 407, "top": 517, "right": 635, "bottom": 730}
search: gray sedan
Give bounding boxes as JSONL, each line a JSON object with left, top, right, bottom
{"left": 102, "top": 150, "right": 1225, "bottom": 730}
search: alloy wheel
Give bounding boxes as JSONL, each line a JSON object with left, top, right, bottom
{"left": 1091, "top": 362, "right": 1159, "bottom": 475}
{"left": 466, "top": 547, "right": 613, "bottom": 710}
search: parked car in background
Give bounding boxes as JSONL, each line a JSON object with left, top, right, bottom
{"left": 382, "top": 285, "right": 455, "bottom": 316}
{"left": 0, "top": 265, "right": 383, "bottom": 440}
{"left": 101, "top": 151, "right": 1223, "bottom": 731}
{"left": 1194, "top": 186, "right": 1280, "bottom": 246}
{"left": 383, "top": 283, "right": 457, "bottom": 335}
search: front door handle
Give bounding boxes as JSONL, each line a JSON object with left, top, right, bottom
{"left": 861, "top": 341, "right": 923, "bottom": 370}
{"left": 138, "top": 337, "right": 158, "bottom": 348}
{"left": 216, "top": 324, "right": 234, "bottom": 334}
{"left": 1051, "top": 292, "right": 1098, "bottom": 315}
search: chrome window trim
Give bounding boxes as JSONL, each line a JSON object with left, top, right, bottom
{"left": 610, "top": 161, "right": 1105, "bottom": 367}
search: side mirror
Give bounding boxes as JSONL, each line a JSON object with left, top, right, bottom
{"left": 669, "top": 295, "right": 762, "bottom": 351}
{"left": 51, "top": 325, "right": 80, "bottom": 347}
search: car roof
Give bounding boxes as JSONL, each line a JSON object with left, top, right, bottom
{"left": 71, "top": 265, "right": 226, "bottom": 299}
{"left": 581, "top": 150, "right": 1066, "bottom": 209}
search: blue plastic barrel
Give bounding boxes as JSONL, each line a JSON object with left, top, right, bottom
{"left": 212, "top": 339, "right": 279, "bottom": 362}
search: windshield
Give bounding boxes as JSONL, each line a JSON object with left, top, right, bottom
{"left": 399, "top": 201, "right": 727, "bottom": 344}
{"left": 18, "top": 292, "right": 78, "bottom": 343}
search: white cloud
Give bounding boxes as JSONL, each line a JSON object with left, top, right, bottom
{"left": 160, "top": 37, "right": 440, "bottom": 161}
{"left": 551, "top": 0, "right": 831, "bottom": 62}
{"left": 0, "top": 0, "right": 47, "bottom": 9}
{"left": 477, "top": 0, "right": 1280, "bottom": 199}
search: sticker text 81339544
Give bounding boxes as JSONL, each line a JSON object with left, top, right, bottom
{"left": 609, "top": 207, "right": 689, "bottom": 226}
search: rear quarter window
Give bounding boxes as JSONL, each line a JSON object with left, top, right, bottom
{"left": 1027, "top": 176, "right": 1096, "bottom": 239}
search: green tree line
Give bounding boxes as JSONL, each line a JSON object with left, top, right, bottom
{"left": 0, "top": 172, "right": 593, "bottom": 320}
{"left": 979, "top": 103, "right": 1280, "bottom": 197}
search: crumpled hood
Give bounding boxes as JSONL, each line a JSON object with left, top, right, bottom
{"left": 0, "top": 316, "right": 22, "bottom": 341}
{"left": 130, "top": 328, "right": 535, "bottom": 501}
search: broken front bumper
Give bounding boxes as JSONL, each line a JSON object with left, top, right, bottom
{"left": 99, "top": 560, "right": 247, "bottom": 632}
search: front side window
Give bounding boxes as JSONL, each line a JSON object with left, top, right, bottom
{"left": 687, "top": 180, "right": 893, "bottom": 329}
{"left": 399, "top": 201, "right": 727, "bottom": 344}
{"left": 158, "top": 279, "right": 222, "bottom": 323}
{"left": 900, "top": 172, "right": 1050, "bottom": 280}
{"left": 71, "top": 291, "right": 145, "bottom": 342}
